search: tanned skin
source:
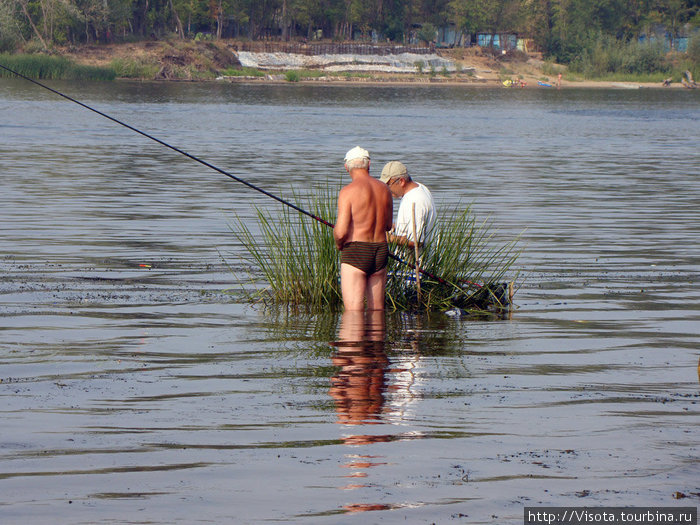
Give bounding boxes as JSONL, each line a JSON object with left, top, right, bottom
{"left": 334, "top": 161, "right": 393, "bottom": 311}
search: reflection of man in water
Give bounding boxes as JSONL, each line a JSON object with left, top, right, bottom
{"left": 329, "top": 310, "right": 388, "bottom": 426}
{"left": 328, "top": 311, "right": 421, "bottom": 514}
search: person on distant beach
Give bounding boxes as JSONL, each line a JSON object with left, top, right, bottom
{"left": 334, "top": 146, "right": 393, "bottom": 311}
{"left": 557, "top": 72, "right": 562, "bottom": 89}
{"left": 379, "top": 161, "right": 436, "bottom": 250}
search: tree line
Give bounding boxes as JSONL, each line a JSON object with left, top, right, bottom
{"left": 1, "top": 0, "right": 699, "bottom": 63}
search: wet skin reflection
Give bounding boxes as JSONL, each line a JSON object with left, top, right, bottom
{"left": 329, "top": 310, "right": 394, "bottom": 513}
{"left": 329, "top": 310, "right": 389, "bottom": 427}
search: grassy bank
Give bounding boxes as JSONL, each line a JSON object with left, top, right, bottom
{"left": 229, "top": 185, "right": 520, "bottom": 313}
{"left": 4, "top": 38, "right": 698, "bottom": 85}
{"left": 561, "top": 36, "right": 700, "bottom": 84}
{"left": 0, "top": 54, "right": 115, "bottom": 80}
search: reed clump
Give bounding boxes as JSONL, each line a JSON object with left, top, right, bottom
{"left": 231, "top": 185, "right": 341, "bottom": 311}
{"left": 0, "top": 54, "right": 116, "bottom": 80}
{"left": 230, "top": 185, "right": 520, "bottom": 313}
{"left": 385, "top": 205, "right": 520, "bottom": 312}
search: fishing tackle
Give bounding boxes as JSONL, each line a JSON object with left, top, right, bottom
{"left": 1, "top": 63, "right": 483, "bottom": 293}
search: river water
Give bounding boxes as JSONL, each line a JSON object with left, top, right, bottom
{"left": 1, "top": 79, "right": 698, "bottom": 523}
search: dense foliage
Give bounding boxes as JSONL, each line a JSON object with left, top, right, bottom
{"left": 1, "top": 0, "right": 698, "bottom": 60}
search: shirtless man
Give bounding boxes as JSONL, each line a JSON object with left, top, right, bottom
{"left": 334, "top": 146, "right": 393, "bottom": 311}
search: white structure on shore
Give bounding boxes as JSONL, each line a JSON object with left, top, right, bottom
{"left": 236, "top": 51, "right": 457, "bottom": 73}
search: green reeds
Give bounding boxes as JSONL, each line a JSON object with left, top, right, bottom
{"left": 230, "top": 185, "right": 520, "bottom": 313}
{"left": 0, "top": 54, "right": 116, "bottom": 80}
{"left": 231, "top": 185, "right": 341, "bottom": 310}
{"left": 385, "top": 205, "right": 521, "bottom": 312}
{"left": 219, "top": 67, "right": 265, "bottom": 77}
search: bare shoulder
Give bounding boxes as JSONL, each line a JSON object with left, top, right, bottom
{"left": 338, "top": 181, "right": 355, "bottom": 196}
{"left": 340, "top": 179, "right": 363, "bottom": 196}
{"left": 370, "top": 176, "right": 392, "bottom": 196}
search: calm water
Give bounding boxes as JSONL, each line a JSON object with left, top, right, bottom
{"left": 1, "top": 79, "right": 699, "bottom": 524}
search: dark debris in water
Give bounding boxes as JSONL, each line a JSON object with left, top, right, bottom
{"left": 0, "top": 259, "right": 244, "bottom": 309}
{"left": 496, "top": 449, "right": 587, "bottom": 472}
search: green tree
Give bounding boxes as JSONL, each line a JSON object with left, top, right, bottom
{"left": 74, "top": 0, "right": 110, "bottom": 43}
{"left": 655, "top": 0, "right": 694, "bottom": 42}
{"left": 0, "top": 0, "right": 23, "bottom": 50}
{"left": 449, "top": 0, "right": 495, "bottom": 34}
{"left": 416, "top": 20, "right": 435, "bottom": 42}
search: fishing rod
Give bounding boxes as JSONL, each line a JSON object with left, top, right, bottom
{"left": 1, "top": 63, "right": 479, "bottom": 290}
{"left": 0, "top": 63, "right": 331, "bottom": 229}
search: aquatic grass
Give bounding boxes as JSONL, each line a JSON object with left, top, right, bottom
{"left": 230, "top": 184, "right": 341, "bottom": 310}
{"left": 385, "top": 204, "right": 521, "bottom": 312}
{"left": 0, "top": 54, "right": 115, "bottom": 80}
{"left": 229, "top": 185, "right": 520, "bottom": 313}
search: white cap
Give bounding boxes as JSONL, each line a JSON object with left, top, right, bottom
{"left": 344, "top": 146, "right": 370, "bottom": 162}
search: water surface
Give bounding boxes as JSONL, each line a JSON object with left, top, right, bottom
{"left": 1, "top": 79, "right": 699, "bottom": 523}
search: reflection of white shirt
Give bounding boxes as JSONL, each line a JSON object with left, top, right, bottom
{"left": 394, "top": 183, "right": 436, "bottom": 244}
{"left": 383, "top": 353, "right": 424, "bottom": 424}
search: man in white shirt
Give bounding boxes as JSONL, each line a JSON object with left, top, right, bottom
{"left": 379, "top": 161, "right": 436, "bottom": 249}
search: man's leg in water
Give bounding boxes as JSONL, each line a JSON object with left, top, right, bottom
{"left": 340, "top": 263, "right": 368, "bottom": 311}
{"left": 365, "top": 268, "right": 387, "bottom": 311}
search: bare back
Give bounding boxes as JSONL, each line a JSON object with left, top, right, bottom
{"left": 334, "top": 172, "right": 393, "bottom": 248}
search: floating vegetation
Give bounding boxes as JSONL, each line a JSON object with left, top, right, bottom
{"left": 0, "top": 54, "right": 116, "bottom": 80}
{"left": 230, "top": 184, "right": 520, "bottom": 313}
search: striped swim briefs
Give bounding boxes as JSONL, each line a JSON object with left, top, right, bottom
{"left": 340, "top": 241, "right": 389, "bottom": 275}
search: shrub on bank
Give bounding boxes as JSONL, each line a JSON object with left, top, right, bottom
{"left": 110, "top": 57, "right": 160, "bottom": 79}
{"left": 684, "top": 34, "right": 700, "bottom": 79}
{"left": 570, "top": 36, "right": 669, "bottom": 78}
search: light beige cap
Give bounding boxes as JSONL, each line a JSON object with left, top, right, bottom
{"left": 344, "top": 146, "right": 370, "bottom": 162}
{"left": 379, "top": 161, "right": 408, "bottom": 183}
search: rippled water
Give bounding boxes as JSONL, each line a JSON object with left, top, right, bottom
{"left": 1, "top": 79, "right": 699, "bottom": 523}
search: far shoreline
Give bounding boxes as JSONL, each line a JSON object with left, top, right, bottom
{"left": 212, "top": 76, "right": 687, "bottom": 89}
{"left": 2, "top": 38, "right": 695, "bottom": 90}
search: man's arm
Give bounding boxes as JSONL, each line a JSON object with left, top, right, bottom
{"left": 388, "top": 198, "right": 419, "bottom": 249}
{"left": 387, "top": 231, "right": 416, "bottom": 249}
{"left": 334, "top": 188, "right": 351, "bottom": 250}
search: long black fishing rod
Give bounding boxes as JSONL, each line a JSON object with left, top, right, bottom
{"left": 1, "top": 63, "right": 332, "bottom": 228}
{"left": 1, "top": 63, "right": 478, "bottom": 289}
